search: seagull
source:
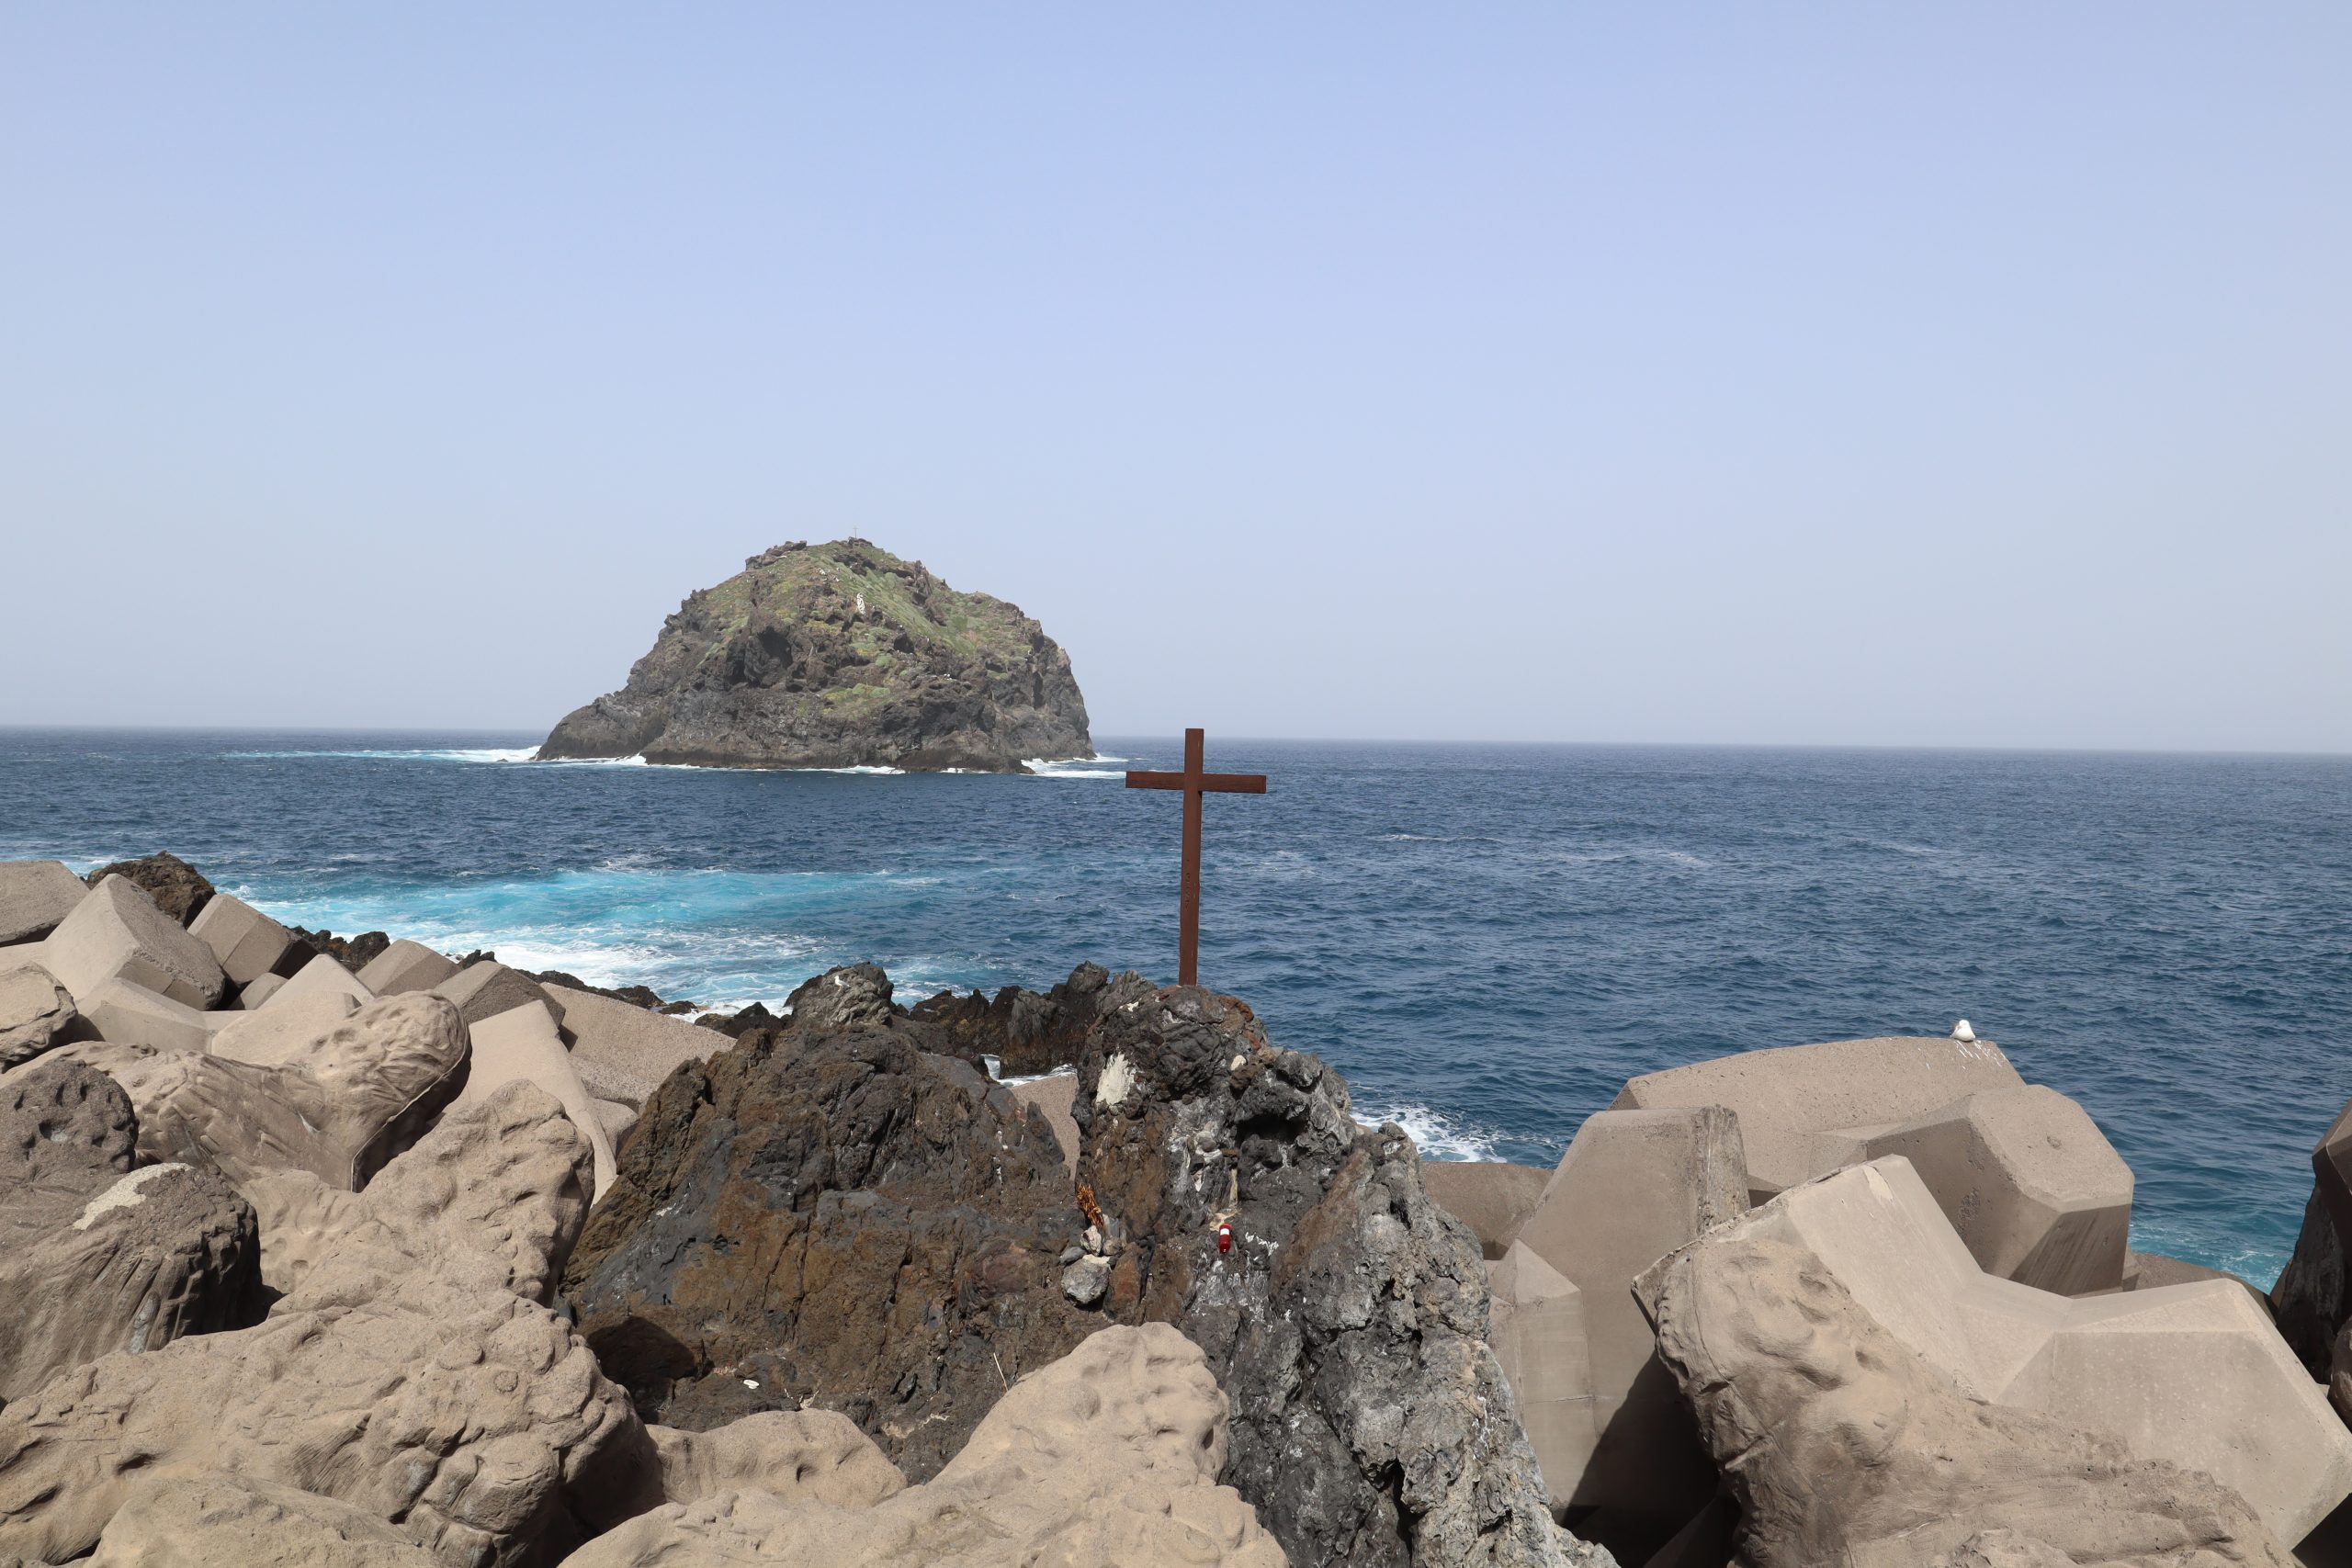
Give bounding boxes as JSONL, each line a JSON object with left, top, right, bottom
{"left": 1951, "top": 1019, "right": 1977, "bottom": 1043}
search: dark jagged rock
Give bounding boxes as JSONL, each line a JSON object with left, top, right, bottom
{"left": 910, "top": 962, "right": 1114, "bottom": 1077}
{"left": 560, "top": 1018, "right": 1095, "bottom": 1483}
{"left": 82, "top": 852, "right": 213, "bottom": 926}
{"left": 694, "top": 1000, "right": 778, "bottom": 1038}
{"left": 1073, "top": 985, "right": 1577, "bottom": 1568}
{"left": 782, "top": 961, "right": 901, "bottom": 1033}
{"left": 537, "top": 538, "right": 1092, "bottom": 773}
{"left": 0, "top": 1059, "right": 265, "bottom": 1402}
{"left": 532, "top": 969, "right": 694, "bottom": 1015}
{"left": 282, "top": 926, "right": 389, "bottom": 976}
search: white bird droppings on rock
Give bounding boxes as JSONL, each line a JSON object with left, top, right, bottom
{"left": 72, "top": 1163, "right": 190, "bottom": 1231}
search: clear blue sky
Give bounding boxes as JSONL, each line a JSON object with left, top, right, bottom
{"left": 4, "top": 6, "right": 2346, "bottom": 750}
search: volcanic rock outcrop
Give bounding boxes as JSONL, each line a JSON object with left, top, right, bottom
{"left": 560, "top": 993, "right": 1097, "bottom": 1480}
{"left": 1074, "top": 985, "right": 1575, "bottom": 1568}
{"left": 537, "top": 538, "right": 1092, "bottom": 772}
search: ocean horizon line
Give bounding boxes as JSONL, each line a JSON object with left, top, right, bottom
{"left": 2, "top": 722, "right": 2347, "bottom": 764}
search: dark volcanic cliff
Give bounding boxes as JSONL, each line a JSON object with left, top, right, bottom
{"left": 538, "top": 539, "right": 1092, "bottom": 772}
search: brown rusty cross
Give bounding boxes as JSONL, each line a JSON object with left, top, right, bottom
{"left": 1125, "top": 728, "right": 1267, "bottom": 987}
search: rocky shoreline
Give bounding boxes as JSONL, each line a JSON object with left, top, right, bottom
{"left": 3, "top": 851, "right": 2351, "bottom": 1565}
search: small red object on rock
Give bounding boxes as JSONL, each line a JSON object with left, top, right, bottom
{"left": 1217, "top": 1222, "right": 1233, "bottom": 1255}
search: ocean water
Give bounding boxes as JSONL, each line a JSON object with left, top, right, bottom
{"left": 2, "top": 728, "right": 2346, "bottom": 1284}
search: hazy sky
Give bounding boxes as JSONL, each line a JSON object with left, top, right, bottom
{"left": 4, "top": 6, "right": 2346, "bottom": 750}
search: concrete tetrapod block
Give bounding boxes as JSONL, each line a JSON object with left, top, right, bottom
{"left": 1007, "top": 1071, "right": 1079, "bottom": 1180}
{"left": 1510, "top": 1105, "right": 1747, "bottom": 1557}
{"left": 1858, "top": 1083, "right": 2134, "bottom": 1296}
{"left": 259, "top": 953, "right": 373, "bottom": 1012}
{"left": 1737, "top": 1156, "right": 2352, "bottom": 1546}
{"left": 78, "top": 978, "right": 225, "bottom": 1055}
{"left": 208, "top": 991, "right": 361, "bottom": 1067}
{"left": 1612, "top": 1033, "right": 2023, "bottom": 1201}
{"left": 41, "top": 876, "right": 228, "bottom": 1010}
{"left": 546, "top": 982, "right": 713, "bottom": 1105}
{"left": 1487, "top": 1240, "right": 1595, "bottom": 1514}
{"left": 238, "top": 972, "right": 288, "bottom": 1010}
{"left": 454, "top": 999, "right": 616, "bottom": 1199}
{"left": 0, "top": 964, "right": 78, "bottom": 1069}
{"left": 355, "top": 939, "right": 458, "bottom": 998}
{"left": 1422, "top": 1159, "right": 1552, "bottom": 1261}
{"left": 435, "top": 961, "right": 565, "bottom": 1032}
{"left": 0, "top": 860, "right": 90, "bottom": 945}
{"left": 186, "top": 894, "right": 297, "bottom": 987}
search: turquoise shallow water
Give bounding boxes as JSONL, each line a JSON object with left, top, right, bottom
{"left": 3, "top": 728, "right": 2347, "bottom": 1284}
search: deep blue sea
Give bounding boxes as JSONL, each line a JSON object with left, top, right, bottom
{"left": 3, "top": 728, "right": 2346, "bottom": 1284}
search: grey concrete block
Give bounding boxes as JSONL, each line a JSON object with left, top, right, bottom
{"left": 41, "top": 876, "right": 227, "bottom": 1010}
{"left": 261, "top": 954, "right": 374, "bottom": 1013}
{"left": 78, "top": 976, "right": 224, "bottom": 1055}
{"left": 187, "top": 894, "right": 298, "bottom": 987}
{"left": 434, "top": 963, "right": 564, "bottom": 1032}
{"left": 355, "top": 939, "right": 458, "bottom": 998}
{"left": 0, "top": 861, "right": 89, "bottom": 946}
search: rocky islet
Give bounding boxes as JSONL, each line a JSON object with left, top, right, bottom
{"left": 0, "top": 853, "right": 2349, "bottom": 1565}
{"left": 537, "top": 538, "right": 1093, "bottom": 773}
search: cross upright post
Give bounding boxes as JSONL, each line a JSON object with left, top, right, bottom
{"left": 1125, "top": 728, "right": 1267, "bottom": 987}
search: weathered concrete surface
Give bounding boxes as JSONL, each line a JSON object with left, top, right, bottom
{"left": 209, "top": 989, "right": 361, "bottom": 1066}
{"left": 0, "top": 1082, "right": 647, "bottom": 1568}
{"left": 187, "top": 894, "right": 298, "bottom": 987}
{"left": 1007, "top": 1069, "right": 1079, "bottom": 1180}
{"left": 1635, "top": 1220, "right": 2296, "bottom": 1568}
{"left": 1423, "top": 1159, "right": 1551, "bottom": 1261}
{"left": 0, "top": 964, "right": 76, "bottom": 1069}
{"left": 1612, "top": 1035, "right": 2023, "bottom": 1201}
{"left": 77, "top": 976, "right": 223, "bottom": 1055}
{"left": 454, "top": 1000, "right": 616, "bottom": 1199}
{"left": 1508, "top": 1107, "right": 1745, "bottom": 1556}
{"left": 42, "top": 876, "right": 227, "bottom": 1010}
{"left": 1487, "top": 1242, "right": 1595, "bottom": 1516}
{"left": 84, "top": 1471, "right": 443, "bottom": 1568}
{"left": 19, "top": 992, "right": 471, "bottom": 1190}
{"left": 0, "top": 1059, "right": 263, "bottom": 1403}
{"left": 435, "top": 962, "right": 564, "bottom": 1031}
{"left": 1717, "top": 1156, "right": 2352, "bottom": 1546}
{"left": 569, "top": 1325, "right": 1284, "bottom": 1568}
{"left": 648, "top": 1410, "right": 908, "bottom": 1509}
{"left": 355, "top": 939, "right": 458, "bottom": 998}
{"left": 262, "top": 953, "right": 374, "bottom": 1011}
{"left": 546, "top": 982, "right": 718, "bottom": 1107}
{"left": 0, "top": 860, "right": 88, "bottom": 946}
{"left": 1853, "top": 1083, "right": 2132, "bottom": 1295}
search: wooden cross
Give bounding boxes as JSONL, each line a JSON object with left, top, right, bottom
{"left": 1125, "top": 728, "right": 1267, "bottom": 987}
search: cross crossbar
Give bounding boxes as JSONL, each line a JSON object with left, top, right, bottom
{"left": 1125, "top": 728, "right": 1268, "bottom": 986}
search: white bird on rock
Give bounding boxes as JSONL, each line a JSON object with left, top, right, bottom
{"left": 1951, "top": 1019, "right": 1977, "bottom": 1043}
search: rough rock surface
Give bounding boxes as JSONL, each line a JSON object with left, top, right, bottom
{"left": 0, "top": 1083, "right": 650, "bottom": 1568}
{"left": 240, "top": 1081, "right": 596, "bottom": 1305}
{"left": 0, "top": 964, "right": 75, "bottom": 1069}
{"left": 1634, "top": 1230, "right": 2296, "bottom": 1568}
{"left": 562, "top": 1015, "right": 1095, "bottom": 1480}
{"left": 1074, "top": 985, "right": 1575, "bottom": 1568}
{"left": 2272, "top": 1094, "right": 2352, "bottom": 1382}
{"left": 570, "top": 1324, "right": 1284, "bottom": 1568}
{"left": 0, "top": 1059, "right": 263, "bottom": 1401}
{"left": 19, "top": 992, "right": 469, "bottom": 1190}
{"left": 537, "top": 538, "right": 1092, "bottom": 773}
{"left": 85, "top": 1472, "right": 444, "bottom": 1567}
{"left": 909, "top": 961, "right": 1113, "bottom": 1076}
{"left": 649, "top": 1411, "right": 908, "bottom": 1509}
{"left": 0, "top": 860, "right": 88, "bottom": 946}
{"left": 82, "top": 852, "right": 215, "bottom": 926}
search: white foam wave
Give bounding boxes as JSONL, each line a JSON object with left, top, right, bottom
{"left": 1355, "top": 1101, "right": 1504, "bottom": 1162}
{"left": 994, "top": 1065, "right": 1079, "bottom": 1087}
